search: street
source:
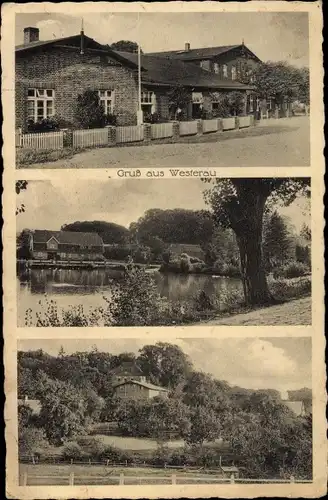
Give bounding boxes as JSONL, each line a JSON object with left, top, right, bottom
{"left": 23, "top": 116, "right": 309, "bottom": 169}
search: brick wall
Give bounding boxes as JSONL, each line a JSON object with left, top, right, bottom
{"left": 16, "top": 47, "right": 139, "bottom": 130}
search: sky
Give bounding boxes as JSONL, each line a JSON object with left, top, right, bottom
{"left": 16, "top": 179, "right": 310, "bottom": 234}
{"left": 16, "top": 12, "right": 309, "bottom": 67}
{"left": 18, "top": 337, "right": 311, "bottom": 395}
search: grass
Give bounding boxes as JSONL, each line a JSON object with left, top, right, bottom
{"left": 16, "top": 147, "right": 83, "bottom": 167}
{"left": 92, "top": 434, "right": 185, "bottom": 451}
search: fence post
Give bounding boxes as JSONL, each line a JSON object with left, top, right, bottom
{"left": 290, "top": 475, "right": 295, "bottom": 483}
{"left": 172, "top": 121, "right": 180, "bottom": 141}
{"left": 63, "top": 129, "right": 73, "bottom": 148}
{"left": 196, "top": 119, "right": 203, "bottom": 136}
{"left": 230, "top": 474, "right": 235, "bottom": 484}
{"left": 143, "top": 123, "right": 152, "bottom": 143}
{"left": 217, "top": 118, "right": 223, "bottom": 132}
{"left": 235, "top": 116, "right": 240, "bottom": 130}
{"left": 171, "top": 474, "right": 176, "bottom": 485}
{"left": 106, "top": 125, "right": 116, "bottom": 146}
{"left": 119, "top": 473, "right": 124, "bottom": 485}
{"left": 249, "top": 115, "right": 255, "bottom": 127}
{"left": 69, "top": 472, "right": 74, "bottom": 486}
{"left": 22, "top": 472, "right": 28, "bottom": 486}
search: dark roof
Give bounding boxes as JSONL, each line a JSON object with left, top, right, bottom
{"left": 32, "top": 230, "right": 104, "bottom": 247}
{"left": 113, "top": 379, "right": 169, "bottom": 392}
{"left": 147, "top": 44, "right": 261, "bottom": 63}
{"left": 15, "top": 34, "right": 139, "bottom": 70}
{"left": 115, "top": 51, "right": 253, "bottom": 90}
{"left": 111, "top": 362, "right": 143, "bottom": 376}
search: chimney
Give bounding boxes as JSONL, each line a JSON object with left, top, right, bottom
{"left": 24, "top": 27, "right": 39, "bottom": 45}
{"left": 185, "top": 42, "right": 190, "bottom": 51}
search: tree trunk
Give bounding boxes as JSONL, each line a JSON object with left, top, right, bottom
{"left": 235, "top": 200, "right": 274, "bottom": 306}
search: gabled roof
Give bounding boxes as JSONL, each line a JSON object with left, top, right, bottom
{"left": 115, "top": 51, "right": 253, "bottom": 90}
{"left": 32, "top": 230, "right": 104, "bottom": 247}
{"left": 15, "top": 34, "right": 139, "bottom": 70}
{"left": 147, "top": 44, "right": 261, "bottom": 63}
{"left": 113, "top": 379, "right": 169, "bottom": 392}
{"left": 110, "top": 361, "right": 144, "bottom": 376}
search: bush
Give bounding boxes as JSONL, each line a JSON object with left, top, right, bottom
{"left": 143, "top": 112, "right": 160, "bottom": 124}
{"left": 273, "top": 261, "right": 310, "bottom": 279}
{"left": 269, "top": 276, "right": 311, "bottom": 301}
{"left": 75, "top": 436, "right": 106, "bottom": 459}
{"left": 62, "top": 441, "right": 86, "bottom": 461}
{"left": 74, "top": 90, "right": 107, "bottom": 129}
{"left": 212, "top": 259, "right": 241, "bottom": 278}
{"left": 105, "top": 113, "right": 117, "bottom": 126}
{"left": 26, "top": 117, "right": 60, "bottom": 133}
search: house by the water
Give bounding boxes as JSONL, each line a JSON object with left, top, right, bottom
{"left": 16, "top": 26, "right": 264, "bottom": 132}
{"left": 29, "top": 229, "right": 104, "bottom": 261}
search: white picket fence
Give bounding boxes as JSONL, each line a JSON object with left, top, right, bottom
{"left": 151, "top": 122, "right": 173, "bottom": 139}
{"left": 18, "top": 131, "right": 64, "bottom": 149}
{"left": 179, "top": 120, "right": 198, "bottom": 136}
{"left": 203, "top": 118, "right": 219, "bottom": 133}
{"left": 222, "top": 117, "right": 236, "bottom": 131}
{"left": 116, "top": 125, "right": 144, "bottom": 143}
{"left": 238, "top": 116, "right": 251, "bottom": 128}
{"left": 73, "top": 128, "right": 108, "bottom": 148}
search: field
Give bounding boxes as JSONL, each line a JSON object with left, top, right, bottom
{"left": 92, "top": 434, "right": 185, "bottom": 450}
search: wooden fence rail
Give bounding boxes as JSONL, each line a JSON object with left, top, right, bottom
{"left": 73, "top": 128, "right": 108, "bottom": 148}
{"left": 20, "top": 471, "right": 311, "bottom": 486}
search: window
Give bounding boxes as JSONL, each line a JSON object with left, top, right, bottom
{"left": 200, "top": 60, "right": 210, "bottom": 71}
{"left": 213, "top": 63, "right": 220, "bottom": 74}
{"left": 256, "top": 98, "right": 260, "bottom": 112}
{"left": 27, "top": 89, "right": 55, "bottom": 122}
{"left": 249, "top": 95, "right": 254, "bottom": 113}
{"left": 222, "top": 64, "right": 228, "bottom": 78}
{"left": 267, "top": 98, "right": 272, "bottom": 110}
{"left": 98, "top": 90, "right": 114, "bottom": 115}
{"left": 231, "top": 66, "right": 237, "bottom": 80}
{"left": 141, "top": 91, "right": 157, "bottom": 114}
{"left": 192, "top": 92, "right": 203, "bottom": 104}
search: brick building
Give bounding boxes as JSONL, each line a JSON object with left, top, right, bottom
{"left": 29, "top": 230, "right": 104, "bottom": 261}
{"left": 16, "top": 27, "right": 255, "bottom": 131}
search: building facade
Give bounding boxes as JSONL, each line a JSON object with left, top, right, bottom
{"left": 16, "top": 27, "right": 255, "bottom": 131}
{"left": 29, "top": 230, "right": 104, "bottom": 261}
{"left": 111, "top": 362, "right": 169, "bottom": 401}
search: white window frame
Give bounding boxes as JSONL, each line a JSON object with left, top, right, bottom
{"left": 200, "top": 60, "right": 209, "bottom": 71}
{"left": 141, "top": 91, "right": 157, "bottom": 113}
{"left": 222, "top": 64, "right": 228, "bottom": 78}
{"left": 98, "top": 90, "right": 115, "bottom": 115}
{"left": 27, "top": 88, "right": 55, "bottom": 122}
{"left": 213, "top": 63, "right": 220, "bottom": 74}
{"left": 192, "top": 92, "right": 203, "bottom": 104}
{"left": 231, "top": 66, "right": 237, "bottom": 81}
{"left": 249, "top": 95, "right": 254, "bottom": 113}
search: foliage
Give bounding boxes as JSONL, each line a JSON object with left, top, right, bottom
{"left": 167, "top": 86, "right": 191, "bottom": 119}
{"left": 204, "top": 178, "right": 310, "bottom": 306}
{"left": 74, "top": 90, "right": 107, "bottom": 129}
{"left": 211, "top": 91, "right": 245, "bottom": 117}
{"left": 130, "top": 208, "right": 214, "bottom": 245}
{"left": 61, "top": 220, "right": 130, "bottom": 245}
{"left": 109, "top": 40, "right": 141, "bottom": 53}
{"left": 272, "top": 261, "right": 310, "bottom": 279}
{"left": 268, "top": 276, "right": 311, "bottom": 301}
{"left": 250, "top": 62, "right": 310, "bottom": 104}
{"left": 137, "top": 342, "right": 193, "bottom": 388}
{"left": 19, "top": 426, "right": 49, "bottom": 457}
{"left": 104, "top": 260, "right": 165, "bottom": 326}
{"left": 16, "top": 147, "right": 79, "bottom": 167}
{"left": 26, "top": 117, "right": 60, "bottom": 133}
{"left": 62, "top": 441, "right": 86, "bottom": 461}
{"left": 263, "top": 211, "right": 293, "bottom": 269}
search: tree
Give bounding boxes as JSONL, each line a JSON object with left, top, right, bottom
{"left": 146, "top": 397, "right": 191, "bottom": 442}
{"left": 38, "top": 376, "right": 88, "bottom": 445}
{"left": 18, "top": 426, "right": 49, "bottom": 460}
{"left": 263, "top": 211, "right": 293, "bottom": 269}
{"left": 61, "top": 221, "right": 130, "bottom": 244}
{"left": 109, "top": 40, "right": 141, "bottom": 53}
{"left": 167, "top": 85, "right": 192, "bottom": 120}
{"left": 251, "top": 62, "right": 310, "bottom": 104}
{"left": 186, "top": 406, "right": 221, "bottom": 446}
{"left": 204, "top": 178, "right": 310, "bottom": 306}
{"left": 137, "top": 342, "right": 193, "bottom": 388}
{"left": 74, "top": 90, "right": 106, "bottom": 129}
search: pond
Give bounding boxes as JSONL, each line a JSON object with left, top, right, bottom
{"left": 17, "top": 267, "right": 243, "bottom": 326}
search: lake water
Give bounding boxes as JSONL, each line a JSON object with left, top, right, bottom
{"left": 17, "top": 267, "right": 243, "bottom": 326}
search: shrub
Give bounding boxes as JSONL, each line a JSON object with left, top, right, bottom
{"left": 143, "top": 112, "right": 160, "bottom": 124}
{"left": 105, "top": 113, "right": 117, "bottom": 126}
{"left": 62, "top": 441, "right": 86, "bottom": 461}
{"left": 74, "top": 90, "right": 107, "bottom": 129}
{"left": 26, "top": 117, "right": 60, "bottom": 133}
{"left": 75, "top": 437, "right": 106, "bottom": 459}
{"left": 273, "top": 261, "right": 310, "bottom": 279}
{"left": 269, "top": 276, "right": 311, "bottom": 301}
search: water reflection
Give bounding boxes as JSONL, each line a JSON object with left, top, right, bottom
{"left": 17, "top": 268, "right": 243, "bottom": 326}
